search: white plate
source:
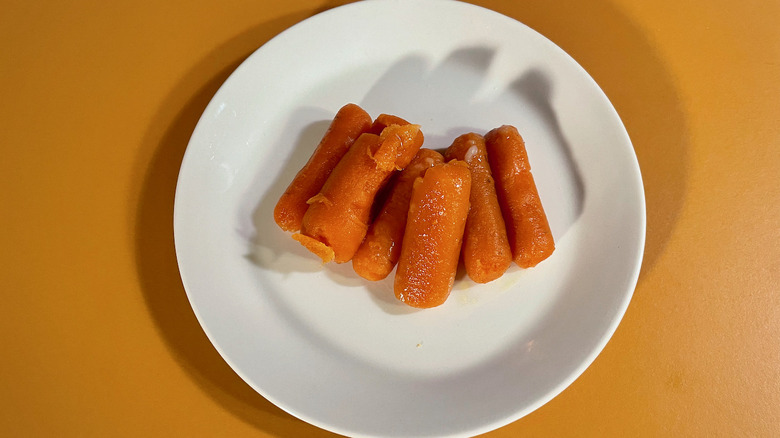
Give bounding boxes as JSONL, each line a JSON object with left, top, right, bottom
{"left": 174, "top": 0, "right": 645, "bottom": 436}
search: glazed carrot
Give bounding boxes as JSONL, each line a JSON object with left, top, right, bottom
{"left": 485, "top": 125, "right": 554, "bottom": 268}
{"left": 352, "top": 149, "right": 444, "bottom": 281}
{"left": 369, "top": 114, "right": 411, "bottom": 134}
{"left": 369, "top": 113, "right": 425, "bottom": 149}
{"left": 274, "top": 103, "right": 372, "bottom": 232}
{"left": 445, "top": 133, "right": 512, "bottom": 283}
{"left": 365, "top": 114, "right": 421, "bottom": 223}
{"left": 295, "top": 124, "right": 424, "bottom": 263}
{"left": 394, "top": 160, "right": 471, "bottom": 308}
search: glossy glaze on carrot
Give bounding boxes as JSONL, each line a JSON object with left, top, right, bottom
{"left": 445, "top": 133, "right": 512, "bottom": 282}
{"left": 274, "top": 103, "right": 371, "bottom": 231}
{"left": 394, "top": 160, "right": 471, "bottom": 308}
{"left": 352, "top": 149, "right": 444, "bottom": 281}
{"left": 295, "top": 124, "right": 424, "bottom": 263}
{"left": 485, "top": 125, "right": 554, "bottom": 268}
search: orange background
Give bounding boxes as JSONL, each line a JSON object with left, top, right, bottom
{"left": 2, "top": 0, "right": 779, "bottom": 436}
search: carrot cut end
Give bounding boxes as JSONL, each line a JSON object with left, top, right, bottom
{"left": 292, "top": 233, "right": 335, "bottom": 263}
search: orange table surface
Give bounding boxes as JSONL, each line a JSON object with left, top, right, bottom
{"left": 2, "top": 0, "right": 779, "bottom": 436}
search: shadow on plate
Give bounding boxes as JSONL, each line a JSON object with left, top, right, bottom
{"left": 358, "top": 46, "right": 585, "bottom": 237}
{"left": 483, "top": 0, "right": 690, "bottom": 279}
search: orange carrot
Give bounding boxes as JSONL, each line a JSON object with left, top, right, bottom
{"left": 369, "top": 113, "right": 425, "bottom": 149}
{"left": 445, "top": 133, "right": 512, "bottom": 283}
{"left": 352, "top": 149, "right": 444, "bottom": 281}
{"left": 369, "top": 114, "right": 410, "bottom": 134}
{"left": 485, "top": 125, "right": 554, "bottom": 268}
{"left": 295, "top": 124, "right": 424, "bottom": 263}
{"left": 274, "top": 103, "right": 371, "bottom": 232}
{"left": 394, "top": 160, "right": 471, "bottom": 308}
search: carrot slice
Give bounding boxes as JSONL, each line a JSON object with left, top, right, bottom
{"left": 445, "top": 133, "right": 512, "bottom": 283}
{"left": 394, "top": 160, "right": 472, "bottom": 308}
{"left": 484, "top": 125, "right": 554, "bottom": 268}
{"left": 352, "top": 149, "right": 444, "bottom": 281}
{"left": 297, "top": 124, "right": 424, "bottom": 263}
{"left": 274, "top": 103, "right": 371, "bottom": 232}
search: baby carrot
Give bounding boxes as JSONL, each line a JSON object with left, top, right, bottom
{"left": 445, "top": 133, "right": 512, "bottom": 283}
{"left": 295, "top": 124, "right": 424, "bottom": 263}
{"left": 394, "top": 160, "right": 471, "bottom": 308}
{"left": 485, "top": 125, "right": 554, "bottom": 268}
{"left": 369, "top": 114, "right": 412, "bottom": 134}
{"left": 369, "top": 114, "right": 425, "bottom": 151}
{"left": 352, "top": 149, "right": 444, "bottom": 281}
{"left": 274, "top": 103, "right": 371, "bottom": 232}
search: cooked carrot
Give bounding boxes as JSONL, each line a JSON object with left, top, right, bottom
{"left": 394, "top": 160, "right": 471, "bottom": 308}
{"left": 274, "top": 103, "right": 372, "bottom": 232}
{"left": 444, "top": 133, "right": 512, "bottom": 283}
{"left": 369, "top": 113, "right": 425, "bottom": 150}
{"left": 485, "top": 125, "right": 554, "bottom": 268}
{"left": 352, "top": 149, "right": 444, "bottom": 281}
{"left": 295, "top": 124, "right": 424, "bottom": 263}
{"left": 369, "top": 114, "right": 410, "bottom": 134}
{"left": 365, "top": 115, "right": 423, "bottom": 223}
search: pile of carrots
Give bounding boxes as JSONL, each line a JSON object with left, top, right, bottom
{"left": 273, "top": 103, "right": 554, "bottom": 308}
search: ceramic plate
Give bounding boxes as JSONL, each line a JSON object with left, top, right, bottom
{"left": 174, "top": 0, "right": 645, "bottom": 436}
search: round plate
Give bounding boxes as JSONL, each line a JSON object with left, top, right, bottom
{"left": 174, "top": 0, "right": 646, "bottom": 436}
